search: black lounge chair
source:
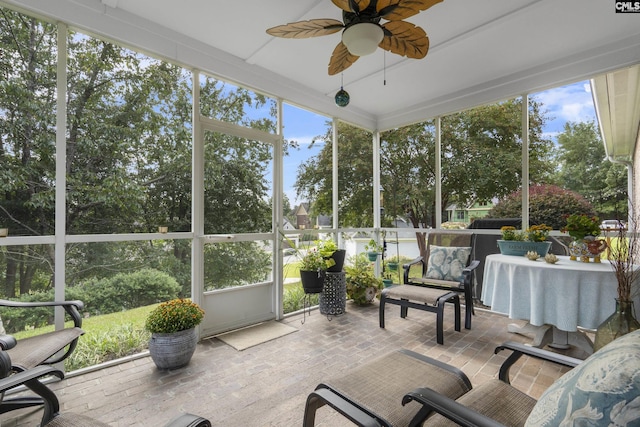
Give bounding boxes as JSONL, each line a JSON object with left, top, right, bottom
{"left": 0, "top": 299, "right": 85, "bottom": 371}
{"left": 305, "top": 330, "right": 640, "bottom": 426}
{"left": 0, "top": 299, "right": 84, "bottom": 414}
{"left": 0, "top": 335, "right": 211, "bottom": 427}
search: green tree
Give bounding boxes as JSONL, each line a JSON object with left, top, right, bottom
{"left": 0, "top": 8, "right": 276, "bottom": 296}
{"left": 294, "top": 123, "right": 373, "bottom": 227}
{"left": 295, "top": 99, "right": 555, "bottom": 255}
{"left": 0, "top": 12, "right": 57, "bottom": 296}
{"left": 555, "top": 121, "right": 628, "bottom": 219}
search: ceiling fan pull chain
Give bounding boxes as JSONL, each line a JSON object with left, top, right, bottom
{"left": 383, "top": 51, "right": 386, "bottom": 86}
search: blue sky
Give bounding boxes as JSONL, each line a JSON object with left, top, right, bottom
{"left": 282, "top": 80, "right": 597, "bottom": 205}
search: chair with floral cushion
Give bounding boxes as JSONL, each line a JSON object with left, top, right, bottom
{"left": 379, "top": 231, "right": 479, "bottom": 342}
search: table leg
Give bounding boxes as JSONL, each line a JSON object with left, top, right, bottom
{"left": 507, "top": 323, "right": 594, "bottom": 355}
{"left": 507, "top": 323, "right": 552, "bottom": 348}
{"left": 548, "top": 328, "right": 570, "bottom": 350}
{"left": 564, "top": 329, "right": 594, "bottom": 355}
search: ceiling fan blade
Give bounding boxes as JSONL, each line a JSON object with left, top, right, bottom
{"left": 328, "top": 42, "right": 359, "bottom": 75}
{"left": 380, "top": 21, "right": 429, "bottom": 58}
{"left": 266, "top": 19, "right": 344, "bottom": 38}
{"left": 377, "top": 0, "right": 443, "bottom": 21}
{"left": 332, "top": 0, "right": 371, "bottom": 13}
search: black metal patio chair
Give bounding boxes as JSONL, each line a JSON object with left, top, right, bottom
{"left": 0, "top": 334, "right": 211, "bottom": 426}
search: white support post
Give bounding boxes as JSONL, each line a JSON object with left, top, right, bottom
{"left": 54, "top": 24, "right": 68, "bottom": 330}
{"left": 435, "top": 117, "right": 442, "bottom": 228}
{"left": 521, "top": 94, "right": 530, "bottom": 229}
{"left": 373, "top": 131, "right": 382, "bottom": 276}
{"left": 373, "top": 131, "right": 381, "bottom": 230}
{"left": 273, "top": 99, "right": 284, "bottom": 319}
{"left": 191, "top": 71, "right": 205, "bottom": 321}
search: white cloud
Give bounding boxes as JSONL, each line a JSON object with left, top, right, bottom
{"left": 533, "top": 81, "right": 596, "bottom": 124}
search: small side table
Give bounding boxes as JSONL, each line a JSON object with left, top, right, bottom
{"left": 320, "top": 271, "right": 346, "bottom": 318}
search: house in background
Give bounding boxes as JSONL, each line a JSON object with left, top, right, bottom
{"left": 293, "top": 203, "right": 311, "bottom": 230}
{"left": 446, "top": 201, "right": 495, "bottom": 225}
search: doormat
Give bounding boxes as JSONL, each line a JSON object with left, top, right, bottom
{"left": 216, "top": 321, "right": 298, "bottom": 351}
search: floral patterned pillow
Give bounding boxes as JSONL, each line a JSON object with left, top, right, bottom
{"left": 525, "top": 329, "right": 640, "bottom": 426}
{"left": 424, "top": 246, "right": 471, "bottom": 282}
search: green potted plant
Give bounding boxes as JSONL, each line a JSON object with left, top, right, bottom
{"left": 345, "top": 255, "right": 383, "bottom": 305}
{"left": 364, "top": 239, "right": 383, "bottom": 262}
{"left": 561, "top": 214, "right": 606, "bottom": 261}
{"left": 299, "top": 249, "right": 327, "bottom": 294}
{"left": 145, "top": 298, "right": 205, "bottom": 370}
{"left": 316, "top": 237, "right": 346, "bottom": 272}
{"left": 497, "top": 224, "right": 552, "bottom": 257}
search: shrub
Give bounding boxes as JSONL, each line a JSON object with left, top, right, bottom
{"left": 77, "top": 269, "right": 181, "bottom": 315}
{"left": 487, "top": 184, "right": 595, "bottom": 230}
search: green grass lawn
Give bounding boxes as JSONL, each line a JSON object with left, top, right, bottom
{"left": 11, "top": 304, "right": 156, "bottom": 341}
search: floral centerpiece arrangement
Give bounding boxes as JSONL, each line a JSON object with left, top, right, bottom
{"left": 561, "top": 214, "right": 601, "bottom": 241}
{"left": 526, "top": 224, "right": 552, "bottom": 242}
{"left": 500, "top": 226, "right": 524, "bottom": 241}
{"left": 145, "top": 298, "right": 205, "bottom": 334}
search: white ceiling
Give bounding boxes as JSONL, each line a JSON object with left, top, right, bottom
{"left": 6, "top": 0, "right": 640, "bottom": 133}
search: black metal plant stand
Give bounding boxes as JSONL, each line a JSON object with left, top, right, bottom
{"left": 301, "top": 291, "right": 320, "bottom": 325}
{"left": 319, "top": 272, "right": 346, "bottom": 320}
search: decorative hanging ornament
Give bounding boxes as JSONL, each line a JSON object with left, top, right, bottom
{"left": 335, "top": 87, "right": 350, "bottom": 107}
{"left": 334, "top": 74, "right": 350, "bottom": 107}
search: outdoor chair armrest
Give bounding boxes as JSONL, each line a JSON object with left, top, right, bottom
{"left": 462, "top": 260, "right": 480, "bottom": 276}
{"left": 0, "top": 299, "right": 84, "bottom": 328}
{"left": 0, "top": 365, "right": 64, "bottom": 395}
{"left": 304, "top": 387, "right": 385, "bottom": 427}
{"left": 0, "top": 365, "right": 65, "bottom": 425}
{"left": 402, "top": 387, "right": 505, "bottom": 427}
{"left": 461, "top": 260, "right": 480, "bottom": 289}
{"left": 494, "top": 341, "right": 581, "bottom": 383}
{"left": 403, "top": 256, "right": 425, "bottom": 284}
{"left": 164, "top": 413, "right": 212, "bottom": 427}
{"left": 0, "top": 334, "right": 17, "bottom": 351}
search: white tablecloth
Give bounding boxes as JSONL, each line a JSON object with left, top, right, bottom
{"left": 481, "top": 254, "right": 639, "bottom": 331}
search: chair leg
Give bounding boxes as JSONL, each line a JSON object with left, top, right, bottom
{"left": 379, "top": 294, "right": 386, "bottom": 329}
{"left": 454, "top": 296, "right": 461, "bottom": 332}
{"left": 435, "top": 306, "right": 444, "bottom": 345}
{"left": 400, "top": 299, "right": 409, "bottom": 318}
{"left": 464, "top": 296, "right": 472, "bottom": 330}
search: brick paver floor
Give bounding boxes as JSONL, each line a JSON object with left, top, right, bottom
{"left": 3, "top": 302, "right": 586, "bottom": 426}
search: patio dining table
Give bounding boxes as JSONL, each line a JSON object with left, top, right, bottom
{"left": 480, "top": 254, "right": 639, "bottom": 354}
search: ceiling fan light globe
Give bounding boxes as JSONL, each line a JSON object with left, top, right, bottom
{"left": 342, "top": 23, "right": 383, "bottom": 56}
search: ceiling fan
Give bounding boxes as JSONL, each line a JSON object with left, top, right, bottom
{"left": 266, "top": 0, "right": 443, "bottom": 75}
